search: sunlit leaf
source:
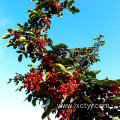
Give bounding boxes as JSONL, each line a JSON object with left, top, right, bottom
{"left": 2, "top": 33, "right": 11, "bottom": 39}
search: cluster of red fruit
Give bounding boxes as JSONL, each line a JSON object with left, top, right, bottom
{"left": 61, "top": 50, "right": 67, "bottom": 58}
{"left": 58, "top": 108, "right": 76, "bottom": 120}
{"left": 43, "top": 18, "right": 50, "bottom": 26}
{"left": 54, "top": 4, "right": 61, "bottom": 11}
{"left": 105, "top": 77, "right": 120, "bottom": 95}
{"left": 34, "top": 37, "right": 47, "bottom": 49}
{"left": 24, "top": 70, "right": 44, "bottom": 91}
{"left": 42, "top": 54, "right": 53, "bottom": 68}
{"left": 12, "top": 32, "right": 22, "bottom": 39}
{"left": 108, "top": 84, "right": 120, "bottom": 95}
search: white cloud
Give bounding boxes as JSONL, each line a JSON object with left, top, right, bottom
{"left": 0, "top": 18, "right": 7, "bottom": 27}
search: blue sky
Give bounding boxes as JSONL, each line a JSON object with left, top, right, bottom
{"left": 0, "top": 0, "right": 120, "bottom": 120}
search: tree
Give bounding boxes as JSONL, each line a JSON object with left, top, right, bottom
{"left": 2, "top": 0, "right": 120, "bottom": 120}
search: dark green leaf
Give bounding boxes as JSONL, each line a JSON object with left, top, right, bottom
{"left": 17, "top": 23, "right": 23, "bottom": 28}
{"left": 68, "top": 0, "right": 75, "bottom": 8}
{"left": 81, "top": 95, "right": 93, "bottom": 103}
{"left": 91, "top": 70, "right": 101, "bottom": 74}
{"left": 13, "top": 44, "right": 17, "bottom": 49}
{"left": 54, "top": 43, "right": 68, "bottom": 49}
{"left": 32, "top": 98, "right": 37, "bottom": 106}
{"left": 23, "top": 52, "right": 28, "bottom": 58}
{"left": 69, "top": 6, "right": 80, "bottom": 14}
{"left": 102, "top": 80, "right": 116, "bottom": 85}
{"left": 7, "top": 28, "right": 13, "bottom": 33}
{"left": 15, "top": 81, "right": 19, "bottom": 85}
{"left": 16, "top": 51, "right": 22, "bottom": 53}
{"left": 18, "top": 54, "right": 23, "bottom": 62}
{"left": 47, "top": 38, "right": 53, "bottom": 47}
{"left": 42, "top": 104, "right": 52, "bottom": 119}
{"left": 84, "top": 71, "right": 96, "bottom": 78}
{"left": 28, "top": 95, "right": 32, "bottom": 102}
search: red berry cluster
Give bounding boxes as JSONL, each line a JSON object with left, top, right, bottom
{"left": 43, "top": 18, "right": 50, "bottom": 26}
{"left": 55, "top": 4, "right": 61, "bottom": 11}
{"left": 24, "top": 70, "right": 44, "bottom": 91}
{"left": 61, "top": 50, "right": 67, "bottom": 57}
{"left": 109, "top": 84, "right": 120, "bottom": 95}
{"left": 42, "top": 54, "right": 53, "bottom": 67}
{"left": 34, "top": 37, "right": 47, "bottom": 49}
{"left": 58, "top": 108, "right": 76, "bottom": 120}
{"left": 12, "top": 32, "right": 22, "bottom": 39}
{"left": 46, "top": 70, "right": 81, "bottom": 102}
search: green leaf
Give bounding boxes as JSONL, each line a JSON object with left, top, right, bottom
{"left": 102, "top": 80, "right": 116, "bottom": 85}
{"left": 27, "top": 64, "right": 35, "bottom": 69}
{"left": 117, "top": 79, "right": 120, "bottom": 83}
{"left": 64, "top": 70, "right": 73, "bottom": 77}
{"left": 19, "top": 36, "right": 26, "bottom": 42}
{"left": 23, "top": 52, "right": 28, "bottom": 58}
{"left": 32, "top": 98, "right": 37, "bottom": 106}
{"left": 42, "top": 104, "right": 52, "bottom": 119}
{"left": 27, "top": 31, "right": 34, "bottom": 36}
{"left": 91, "top": 70, "right": 101, "bottom": 74}
{"left": 41, "top": 99, "right": 50, "bottom": 108}
{"left": 18, "top": 54, "right": 23, "bottom": 62}
{"left": 37, "top": 10, "right": 43, "bottom": 15}
{"left": 7, "top": 40, "right": 13, "bottom": 47}
{"left": 17, "top": 86, "right": 23, "bottom": 91}
{"left": 81, "top": 95, "right": 93, "bottom": 103}
{"left": 84, "top": 71, "right": 96, "bottom": 78}
{"left": 101, "top": 42, "right": 105, "bottom": 47}
{"left": 2, "top": 33, "right": 11, "bottom": 39}
{"left": 68, "top": 0, "right": 75, "bottom": 8}
{"left": 93, "top": 37, "right": 97, "bottom": 40}
{"left": 69, "top": 6, "right": 80, "bottom": 14}
{"left": 54, "top": 43, "right": 68, "bottom": 49}
{"left": 26, "top": 94, "right": 32, "bottom": 102}
{"left": 7, "top": 28, "right": 13, "bottom": 33}
{"left": 17, "top": 23, "right": 23, "bottom": 28}
{"left": 16, "top": 51, "right": 22, "bottom": 53}
{"left": 62, "top": 0, "right": 68, "bottom": 8}
{"left": 47, "top": 38, "right": 53, "bottom": 47}
{"left": 13, "top": 44, "right": 17, "bottom": 49}
{"left": 66, "top": 67, "right": 75, "bottom": 73}
{"left": 13, "top": 29, "right": 20, "bottom": 32}
{"left": 51, "top": 63, "right": 65, "bottom": 72}
{"left": 69, "top": 48, "right": 74, "bottom": 56}
{"left": 90, "top": 79, "right": 102, "bottom": 84}
{"left": 70, "top": 96, "right": 78, "bottom": 103}
{"left": 7, "top": 81, "right": 11, "bottom": 86}
{"left": 15, "top": 81, "right": 19, "bottom": 85}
